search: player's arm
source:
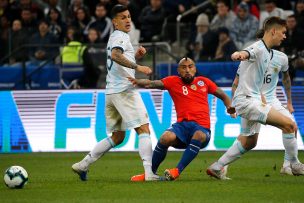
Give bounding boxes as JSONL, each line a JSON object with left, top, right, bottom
{"left": 213, "top": 87, "right": 236, "bottom": 117}
{"left": 111, "top": 48, "right": 152, "bottom": 75}
{"left": 231, "top": 51, "right": 250, "bottom": 61}
{"left": 135, "top": 46, "right": 146, "bottom": 60}
{"left": 282, "top": 71, "right": 294, "bottom": 113}
{"left": 127, "top": 77, "right": 165, "bottom": 89}
{"left": 231, "top": 74, "right": 239, "bottom": 98}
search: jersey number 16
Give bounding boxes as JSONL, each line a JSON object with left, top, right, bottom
{"left": 263, "top": 74, "right": 272, "bottom": 84}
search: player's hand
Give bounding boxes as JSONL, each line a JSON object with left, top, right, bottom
{"left": 136, "top": 65, "right": 152, "bottom": 75}
{"left": 127, "top": 77, "right": 138, "bottom": 86}
{"left": 231, "top": 51, "right": 248, "bottom": 61}
{"left": 287, "top": 102, "right": 294, "bottom": 114}
{"left": 227, "top": 106, "right": 237, "bottom": 118}
{"left": 135, "top": 46, "right": 146, "bottom": 59}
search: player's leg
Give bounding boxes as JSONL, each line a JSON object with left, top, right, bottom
{"left": 72, "top": 131, "right": 124, "bottom": 176}
{"left": 151, "top": 131, "right": 175, "bottom": 174}
{"left": 130, "top": 130, "right": 174, "bottom": 182}
{"left": 273, "top": 102, "right": 304, "bottom": 175}
{"left": 115, "top": 89, "right": 159, "bottom": 181}
{"left": 72, "top": 94, "right": 123, "bottom": 181}
{"left": 266, "top": 107, "right": 297, "bottom": 134}
{"left": 234, "top": 96, "right": 296, "bottom": 133}
{"left": 134, "top": 123, "right": 162, "bottom": 181}
{"left": 207, "top": 118, "right": 260, "bottom": 180}
{"left": 165, "top": 122, "right": 211, "bottom": 180}
{"left": 165, "top": 130, "right": 209, "bottom": 181}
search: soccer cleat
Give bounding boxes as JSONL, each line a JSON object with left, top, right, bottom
{"left": 206, "top": 163, "right": 231, "bottom": 180}
{"left": 72, "top": 162, "right": 88, "bottom": 181}
{"left": 164, "top": 168, "right": 180, "bottom": 181}
{"left": 291, "top": 162, "right": 304, "bottom": 176}
{"left": 131, "top": 174, "right": 145, "bottom": 182}
{"left": 146, "top": 174, "right": 167, "bottom": 181}
{"left": 280, "top": 166, "right": 293, "bottom": 175}
{"left": 131, "top": 173, "right": 166, "bottom": 182}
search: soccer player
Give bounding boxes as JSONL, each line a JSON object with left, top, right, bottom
{"left": 72, "top": 4, "right": 161, "bottom": 181}
{"left": 129, "top": 57, "right": 236, "bottom": 181}
{"left": 216, "top": 49, "right": 304, "bottom": 178}
{"left": 207, "top": 17, "right": 304, "bottom": 179}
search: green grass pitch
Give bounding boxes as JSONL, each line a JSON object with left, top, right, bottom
{"left": 1, "top": 151, "right": 304, "bottom": 203}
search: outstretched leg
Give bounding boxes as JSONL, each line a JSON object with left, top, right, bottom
{"left": 165, "top": 130, "right": 207, "bottom": 181}
{"left": 72, "top": 131, "right": 125, "bottom": 181}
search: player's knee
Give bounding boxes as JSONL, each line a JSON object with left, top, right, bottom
{"left": 192, "top": 131, "right": 206, "bottom": 143}
{"left": 135, "top": 124, "right": 150, "bottom": 134}
{"left": 111, "top": 134, "right": 125, "bottom": 145}
{"left": 159, "top": 134, "right": 174, "bottom": 147}
{"left": 282, "top": 120, "right": 297, "bottom": 134}
{"left": 242, "top": 142, "right": 256, "bottom": 150}
{"left": 240, "top": 134, "right": 257, "bottom": 150}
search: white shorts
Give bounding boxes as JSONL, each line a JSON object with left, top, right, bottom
{"left": 233, "top": 96, "right": 272, "bottom": 124}
{"left": 240, "top": 98, "right": 294, "bottom": 136}
{"left": 105, "top": 89, "right": 149, "bottom": 133}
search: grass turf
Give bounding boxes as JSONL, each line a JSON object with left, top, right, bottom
{"left": 1, "top": 151, "right": 304, "bottom": 203}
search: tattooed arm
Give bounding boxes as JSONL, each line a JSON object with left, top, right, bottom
{"left": 282, "top": 71, "right": 294, "bottom": 113}
{"left": 127, "top": 77, "right": 165, "bottom": 89}
{"left": 111, "top": 48, "right": 152, "bottom": 75}
{"left": 231, "top": 74, "right": 239, "bottom": 99}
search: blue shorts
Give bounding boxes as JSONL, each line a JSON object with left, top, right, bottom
{"left": 167, "top": 121, "right": 211, "bottom": 149}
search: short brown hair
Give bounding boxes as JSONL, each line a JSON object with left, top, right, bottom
{"left": 264, "top": 16, "right": 286, "bottom": 31}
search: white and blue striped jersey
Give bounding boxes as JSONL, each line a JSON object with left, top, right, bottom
{"left": 262, "top": 49, "right": 288, "bottom": 102}
{"left": 236, "top": 49, "right": 289, "bottom": 102}
{"left": 105, "top": 30, "right": 135, "bottom": 94}
{"left": 234, "top": 40, "right": 273, "bottom": 99}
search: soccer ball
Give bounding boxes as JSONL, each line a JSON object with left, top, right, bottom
{"left": 4, "top": 166, "right": 28, "bottom": 189}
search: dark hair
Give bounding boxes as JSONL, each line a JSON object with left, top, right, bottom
{"left": 218, "top": 27, "right": 229, "bottom": 35}
{"left": 38, "top": 19, "right": 50, "bottom": 26}
{"left": 111, "top": 4, "right": 128, "bottom": 19}
{"left": 264, "top": 16, "right": 286, "bottom": 31}
{"left": 216, "top": 0, "right": 230, "bottom": 9}
{"left": 96, "top": 2, "right": 106, "bottom": 8}
{"left": 265, "top": 0, "right": 277, "bottom": 5}
{"left": 256, "top": 29, "right": 264, "bottom": 39}
{"left": 72, "top": 30, "right": 83, "bottom": 42}
{"left": 47, "top": 7, "right": 62, "bottom": 23}
{"left": 287, "top": 14, "right": 296, "bottom": 19}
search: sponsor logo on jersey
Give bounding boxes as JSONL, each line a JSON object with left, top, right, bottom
{"left": 191, "top": 84, "right": 197, "bottom": 90}
{"left": 197, "top": 81, "right": 204, "bottom": 86}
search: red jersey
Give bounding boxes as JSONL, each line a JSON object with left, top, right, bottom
{"left": 161, "top": 76, "right": 218, "bottom": 129}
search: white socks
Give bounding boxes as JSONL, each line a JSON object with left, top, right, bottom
{"left": 282, "top": 133, "right": 299, "bottom": 166}
{"left": 216, "top": 139, "right": 247, "bottom": 170}
{"left": 80, "top": 137, "right": 115, "bottom": 169}
{"left": 138, "top": 133, "right": 153, "bottom": 176}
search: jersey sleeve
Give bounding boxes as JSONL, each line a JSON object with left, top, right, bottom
{"left": 111, "top": 33, "right": 128, "bottom": 52}
{"left": 236, "top": 66, "right": 240, "bottom": 76}
{"left": 204, "top": 78, "right": 218, "bottom": 94}
{"left": 281, "top": 54, "right": 289, "bottom": 72}
{"left": 161, "top": 76, "right": 176, "bottom": 90}
{"left": 243, "top": 44, "right": 258, "bottom": 62}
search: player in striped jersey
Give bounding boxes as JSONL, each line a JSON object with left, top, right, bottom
{"left": 207, "top": 17, "right": 302, "bottom": 179}
{"left": 72, "top": 4, "right": 162, "bottom": 181}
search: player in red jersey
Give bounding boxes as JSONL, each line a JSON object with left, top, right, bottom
{"left": 128, "top": 57, "right": 236, "bottom": 181}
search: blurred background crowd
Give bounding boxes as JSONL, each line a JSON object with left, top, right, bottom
{"left": 0, "top": 0, "right": 303, "bottom": 88}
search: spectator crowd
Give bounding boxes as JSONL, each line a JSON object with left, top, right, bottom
{"left": 0, "top": 0, "right": 303, "bottom": 86}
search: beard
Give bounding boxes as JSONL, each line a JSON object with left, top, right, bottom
{"left": 181, "top": 75, "right": 194, "bottom": 84}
